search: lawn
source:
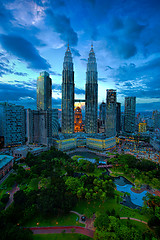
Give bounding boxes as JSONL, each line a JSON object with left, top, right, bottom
{"left": 73, "top": 198, "right": 149, "bottom": 222}
{"left": 33, "top": 233, "right": 92, "bottom": 240}
{"left": 25, "top": 213, "right": 85, "bottom": 227}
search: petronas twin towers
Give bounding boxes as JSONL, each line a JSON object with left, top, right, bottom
{"left": 62, "top": 45, "right": 98, "bottom": 134}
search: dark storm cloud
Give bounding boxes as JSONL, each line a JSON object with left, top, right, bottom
{"left": 0, "top": 82, "right": 36, "bottom": 101}
{"left": 111, "top": 17, "right": 124, "bottom": 30}
{"left": 107, "top": 18, "right": 146, "bottom": 59}
{"left": 71, "top": 48, "right": 81, "bottom": 57}
{"left": 123, "top": 18, "right": 146, "bottom": 40}
{"left": 0, "top": 34, "right": 51, "bottom": 70}
{"left": 0, "top": 2, "right": 15, "bottom": 30}
{"left": 119, "top": 42, "right": 137, "bottom": 59}
{"left": 45, "top": 10, "right": 78, "bottom": 46}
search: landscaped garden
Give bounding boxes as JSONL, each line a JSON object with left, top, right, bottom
{"left": 0, "top": 148, "right": 160, "bottom": 239}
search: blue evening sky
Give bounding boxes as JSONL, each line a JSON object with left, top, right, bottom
{"left": 0, "top": 0, "right": 160, "bottom": 112}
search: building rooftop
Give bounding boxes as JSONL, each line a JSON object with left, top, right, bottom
{"left": 0, "top": 155, "right": 14, "bottom": 169}
{"left": 53, "top": 133, "right": 114, "bottom": 140}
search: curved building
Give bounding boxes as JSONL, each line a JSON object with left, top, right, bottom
{"left": 61, "top": 45, "right": 75, "bottom": 133}
{"left": 85, "top": 45, "right": 98, "bottom": 133}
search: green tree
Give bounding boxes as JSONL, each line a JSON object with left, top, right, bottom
{"left": 65, "top": 177, "right": 81, "bottom": 194}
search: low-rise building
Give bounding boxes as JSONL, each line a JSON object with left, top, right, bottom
{"left": 53, "top": 133, "right": 116, "bottom": 151}
{"left": 13, "top": 146, "right": 49, "bottom": 158}
{"left": 0, "top": 155, "right": 14, "bottom": 179}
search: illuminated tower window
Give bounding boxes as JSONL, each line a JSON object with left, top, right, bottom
{"left": 74, "top": 107, "right": 84, "bottom": 132}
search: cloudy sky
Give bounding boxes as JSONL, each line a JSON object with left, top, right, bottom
{"left": 0, "top": 0, "right": 160, "bottom": 112}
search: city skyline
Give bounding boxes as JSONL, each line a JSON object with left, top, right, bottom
{"left": 0, "top": 0, "right": 160, "bottom": 112}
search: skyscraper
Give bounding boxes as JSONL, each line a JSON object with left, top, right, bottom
{"left": 116, "top": 102, "right": 121, "bottom": 133}
{"left": 26, "top": 109, "right": 52, "bottom": 146}
{"left": 124, "top": 97, "right": 136, "bottom": 133}
{"left": 37, "top": 71, "right": 52, "bottom": 111}
{"left": 85, "top": 45, "right": 98, "bottom": 133}
{"left": 61, "top": 45, "right": 75, "bottom": 133}
{"left": 99, "top": 101, "right": 106, "bottom": 125}
{"left": 0, "top": 103, "right": 25, "bottom": 147}
{"left": 105, "top": 90, "right": 116, "bottom": 137}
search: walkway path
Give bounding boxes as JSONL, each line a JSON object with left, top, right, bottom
{"left": 5, "top": 185, "right": 20, "bottom": 209}
{"left": 70, "top": 211, "right": 84, "bottom": 225}
{"left": 120, "top": 217, "right": 147, "bottom": 224}
{"left": 70, "top": 211, "right": 95, "bottom": 230}
{"left": 27, "top": 226, "right": 94, "bottom": 238}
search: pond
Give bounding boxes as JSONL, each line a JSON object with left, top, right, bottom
{"left": 70, "top": 151, "right": 149, "bottom": 208}
{"left": 69, "top": 151, "right": 106, "bottom": 161}
{"left": 115, "top": 177, "right": 148, "bottom": 208}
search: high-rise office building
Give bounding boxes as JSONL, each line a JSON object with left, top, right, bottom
{"left": 105, "top": 90, "right": 117, "bottom": 137}
{"left": 116, "top": 102, "right": 121, "bottom": 133}
{"left": 99, "top": 101, "right": 106, "bottom": 125}
{"left": 85, "top": 45, "right": 98, "bottom": 133}
{"left": 0, "top": 103, "right": 25, "bottom": 146}
{"left": 37, "top": 71, "right": 52, "bottom": 111}
{"left": 52, "top": 108, "right": 59, "bottom": 136}
{"left": 152, "top": 110, "right": 160, "bottom": 130}
{"left": 124, "top": 97, "right": 136, "bottom": 133}
{"left": 61, "top": 45, "right": 74, "bottom": 133}
{"left": 26, "top": 109, "right": 52, "bottom": 146}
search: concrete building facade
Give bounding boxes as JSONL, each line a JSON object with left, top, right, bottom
{"left": 61, "top": 45, "right": 75, "bottom": 133}
{"left": 85, "top": 45, "right": 98, "bottom": 134}
{"left": 26, "top": 109, "right": 52, "bottom": 146}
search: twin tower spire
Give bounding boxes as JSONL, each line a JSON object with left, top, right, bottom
{"left": 61, "top": 44, "right": 98, "bottom": 134}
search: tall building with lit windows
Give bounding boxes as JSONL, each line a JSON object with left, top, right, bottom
{"left": 105, "top": 89, "right": 117, "bottom": 137}
{"left": 61, "top": 45, "right": 74, "bottom": 133}
{"left": 0, "top": 103, "right": 25, "bottom": 147}
{"left": 37, "top": 71, "right": 52, "bottom": 111}
{"left": 85, "top": 45, "right": 98, "bottom": 133}
{"left": 124, "top": 97, "right": 136, "bottom": 133}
